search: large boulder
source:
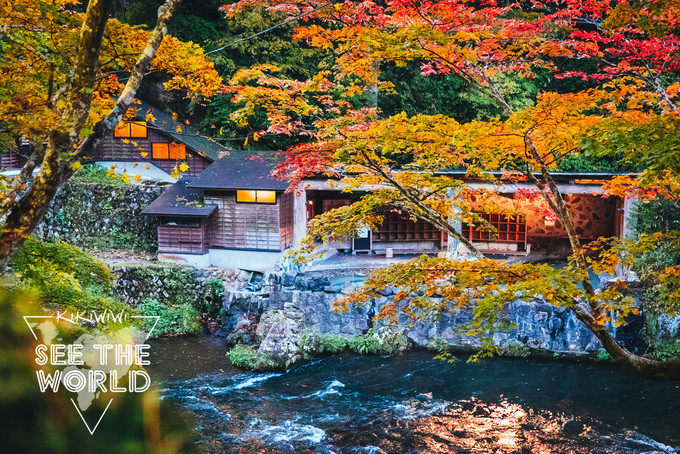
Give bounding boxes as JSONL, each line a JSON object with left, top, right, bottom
{"left": 256, "top": 311, "right": 305, "bottom": 369}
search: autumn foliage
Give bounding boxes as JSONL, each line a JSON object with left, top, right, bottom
{"left": 0, "top": 0, "right": 221, "bottom": 269}
{"left": 225, "top": 0, "right": 680, "bottom": 379}
{"left": 0, "top": 0, "right": 221, "bottom": 146}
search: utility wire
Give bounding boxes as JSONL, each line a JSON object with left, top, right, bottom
{"left": 205, "top": 2, "right": 334, "bottom": 55}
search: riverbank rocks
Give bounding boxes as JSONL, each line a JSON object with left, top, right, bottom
{"left": 220, "top": 269, "right": 664, "bottom": 372}
{"left": 254, "top": 306, "right": 307, "bottom": 369}
{"left": 225, "top": 313, "right": 258, "bottom": 345}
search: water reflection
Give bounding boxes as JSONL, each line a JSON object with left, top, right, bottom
{"left": 151, "top": 343, "right": 679, "bottom": 453}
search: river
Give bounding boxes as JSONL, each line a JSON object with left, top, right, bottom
{"left": 147, "top": 337, "right": 680, "bottom": 453}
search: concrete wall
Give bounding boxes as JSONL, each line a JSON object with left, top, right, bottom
{"left": 158, "top": 252, "right": 211, "bottom": 268}
{"left": 157, "top": 248, "right": 284, "bottom": 271}
{"left": 209, "top": 248, "right": 283, "bottom": 271}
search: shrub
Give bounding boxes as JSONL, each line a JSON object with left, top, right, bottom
{"left": 201, "top": 276, "right": 225, "bottom": 317}
{"left": 73, "top": 164, "right": 125, "bottom": 186}
{"left": 348, "top": 332, "right": 381, "bottom": 355}
{"left": 9, "top": 238, "right": 134, "bottom": 327}
{"left": 318, "top": 335, "right": 348, "bottom": 354}
{"left": 252, "top": 354, "right": 281, "bottom": 371}
{"left": 596, "top": 349, "right": 614, "bottom": 362}
{"left": 227, "top": 345, "right": 284, "bottom": 371}
{"left": 348, "top": 327, "right": 407, "bottom": 356}
{"left": 136, "top": 298, "right": 202, "bottom": 337}
{"left": 12, "top": 237, "right": 113, "bottom": 289}
{"left": 227, "top": 345, "right": 257, "bottom": 369}
{"left": 650, "top": 341, "right": 680, "bottom": 361}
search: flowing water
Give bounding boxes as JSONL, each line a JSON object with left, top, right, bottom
{"left": 148, "top": 337, "right": 680, "bottom": 453}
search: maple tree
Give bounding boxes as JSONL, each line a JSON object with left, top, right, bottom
{"left": 226, "top": 0, "right": 680, "bottom": 379}
{"left": 0, "top": 0, "right": 221, "bottom": 268}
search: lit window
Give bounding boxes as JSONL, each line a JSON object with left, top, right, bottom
{"left": 169, "top": 143, "right": 186, "bottom": 159}
{"left": 152, "top": 143, "right": 186, "bottom": 160}
{"left": 114, "top": 121, "right": 147, "bottom": 138}
{"left": 236, "top": 190, "right": 256, "bottom": 202}
{"left": 152, "top": 143, "right": 168, "bottom": 159}
{"left": 256, "top": 190, "right": 276, "bottom": 203}
{"left": 236, "top": 190, "right": 276, "bottom": 203}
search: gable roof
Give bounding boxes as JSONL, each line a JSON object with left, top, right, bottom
{"left": 186, "top": 150, "right": 289, "bottom": 191}
{"left": 130, "top": 100, "right": 229, "bottom": 162}
{"left": 142, "top": 176, "right": 217, "bottom": 217}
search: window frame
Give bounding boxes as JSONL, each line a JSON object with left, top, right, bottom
{"left": 159, "top": 218, "right": 201, "bottom": 228}
{"left": 236, "top": 190, "right": 278, "bottom": 204}
{"left": 114, "top": 121, "right": 148, "bottom": 138}
{"left": 151, "top": 142, "right": 186, "bottom": 160}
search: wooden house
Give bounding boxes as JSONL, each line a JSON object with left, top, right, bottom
{"left": 140, "top": 176, "right": 217, "bottom": 255}
{"left": 1, "top": 136, "right": 32, "bottom": 171}
{"left": 1, "top": 100, "right": 227, "bottom": 178}
{"left": 142, "top": 151, "right": 296, "bottom": 269}
{"left": 440, "top": 171, "right": 632, "bottom": 257}
{"left": 88, "top": 100, "right": 226, "bottom": 177}
{"left": 297, "top": 171, "right": 633, "bottom": 260}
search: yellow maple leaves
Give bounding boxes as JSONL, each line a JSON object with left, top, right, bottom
{"left": 0, "top": 0, "right": 222, "bottom": 147}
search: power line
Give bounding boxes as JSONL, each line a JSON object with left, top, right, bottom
{"left": 205, "top": 2, "right": 333, "bottom": 55}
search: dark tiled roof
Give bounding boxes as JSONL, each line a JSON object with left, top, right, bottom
{"left": 131, "top": 100, "right": 228, "bottom": 161}
{"left": 186, "top": 151, "right": 289, "bottom": 191}
{"left": 142, "top": 177, "right": 217, "bottom": 217}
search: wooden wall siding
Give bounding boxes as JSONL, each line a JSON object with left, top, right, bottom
{"left": 89, "top": 130, "right": 211, "bottom": 176}
{"left": 157, "top": 218, "right": 210, "bottom": 254}
{"left": 1, "top": 149, "right": 28, "bottom": 170}
{"left": 205, "top": 191, "right": 282, "bottom": 251}
{"left": 466, "top": 193, "right": 618, "bottom": 241}
{"left": 279, "top": 192, "right": 294, "bottom": 250}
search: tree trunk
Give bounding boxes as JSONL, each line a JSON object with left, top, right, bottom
{"left": 523, "top": 133, "right": 680, "bottom": 380}
{"left": 0, "top": 0, "right": 181, "bottom": 271}
{"left": 0, "top": 0, "right": 113, "bottom": 268}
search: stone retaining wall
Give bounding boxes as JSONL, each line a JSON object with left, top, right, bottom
{"left": 112, "top": 263, "right": 248, "bottom": 305}
{"left": 35, "top": 181, "right": 166, "bottom": 252}
{"left": 262, "top": 273, "right": 604, "bottom": 354}
{"left": 239, "top": 270, "right": 655, "bottom": 369}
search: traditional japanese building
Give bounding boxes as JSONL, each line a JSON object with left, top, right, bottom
{"left": 142, "top": 151, "right": 297, "bottom": 269}
{"left": 1, "top": 100, "right": 228, "bottom": 179}
{"left": 143, "top": 150, "right": 636, "bottom": 269}
{"left": 88, "top": 100, "right": 226, "bottom": 178}
{"left": 0, "top": 143, "right": 30, "bottom": 170}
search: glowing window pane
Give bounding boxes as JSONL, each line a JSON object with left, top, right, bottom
{"left": 129, "top": 121, "right": 147, "bottom": 138}
{"left": 169, "top": 143, "right": 186, "bottom": 159}
{"left": 256, "top": 190, "right": 276, "bottom": 203}
{"left": 236, "top": 190, "right": 257, "bottom": 202}
{"left": 114, "top": 122, "right": 129, "bottom": 138}
{"left": 152, "top": 143, "right": 169, "bottom": 159}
